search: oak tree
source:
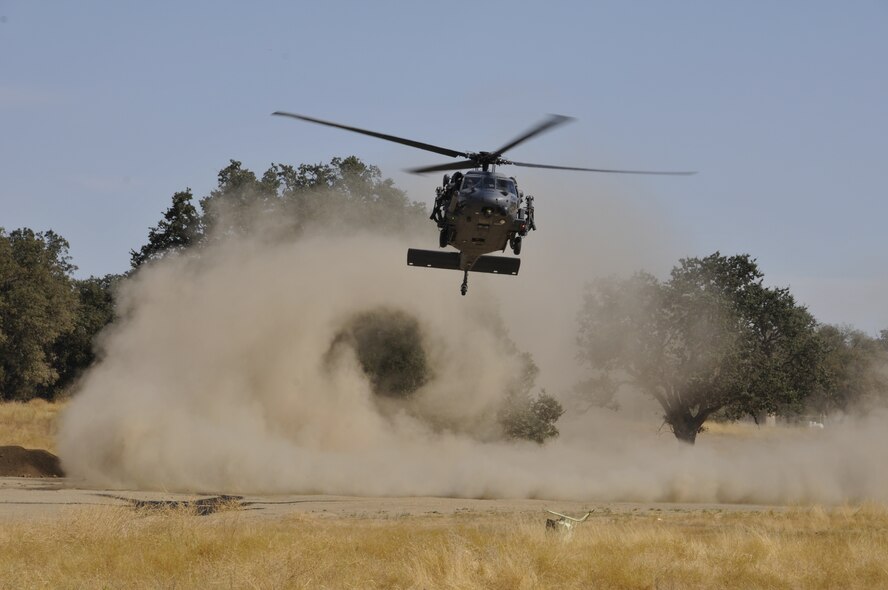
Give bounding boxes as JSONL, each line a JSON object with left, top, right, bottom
{"left": 577, "top": 253, "right": 822, "bottom": 443}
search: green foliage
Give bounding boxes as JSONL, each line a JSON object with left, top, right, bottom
{"left": 2, "top": 156, "right": 423, "bottom": 400}
{"left": 478, "top": 311, "right": 565, "bottom": 444}
{"left": 0, "top": 228, "right": 119, "bottom": 399}
{"left": 52, "top": 274, "right": 121, "bottom": 390}
{"left": 327, "top": 304, "right": 563, "bottom": 443}
{"left": 493, "top": 343, "right": 564, "bottom": 444}
{"left": 130, "top": 189, "right": 202, "bottom": 268}
{"left": 273, "top": 155, "right": 427, "bottom": 235}
{"left": 809, "top": 325, "right": 888, "bottom": 413}
{"left": 133, "top": 157, "right": 428, "bottom": 267}
{"left": 0, "top": 228, "right": 79, "bottom": 400}
{"left": 331, "top": 307, "right": 430, "bottom": 398}
{"left": 577, "top": 252, "right": 823, "bottom": 443}
{"left": 198, "top": 161, "right": 279, "bottom": 242}
{"left": 500, "top": 390, "right": 565, "bottom": 444}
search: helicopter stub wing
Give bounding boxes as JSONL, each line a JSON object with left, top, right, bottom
{"left": 471, "top": 254, "right": 521, "bottom": 275}
{"left": 407, "top": 249, "right": 520, "bottom": 275}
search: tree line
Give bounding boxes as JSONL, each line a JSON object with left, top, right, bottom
{"left": 0, "top": 228, "right": 118, "bottom": 400}
{"left": 2, "top": 156, "right": 425, "bottom": 401}
{"left": 2, "top": 156, "right": 886, "bottom": 445}
{"left": 130, "top": 156, "right": 427, "bottom": 267}
{"left": 0, "top": 156, "right": 561, "bottom": 443}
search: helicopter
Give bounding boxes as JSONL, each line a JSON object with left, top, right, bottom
{"left": 273, "top": 111, "right": 694, "bottom": 295}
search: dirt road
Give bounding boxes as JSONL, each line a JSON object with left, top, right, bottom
{"left": 0, "top": 476, "right": 782, "bottom": 521}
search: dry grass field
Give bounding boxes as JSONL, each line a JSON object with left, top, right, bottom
{"left": 1, "top": 504, "right": 887, "bottom": 589}
{"left": 2, "top": 401, "right": 887, "bottom": 588}
{"left": 0, "top": 399, "right": 62, "bottom": 453}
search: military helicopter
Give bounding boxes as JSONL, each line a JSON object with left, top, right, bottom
{"left": 273, "top": 111, "right": 694, "bottom": 295}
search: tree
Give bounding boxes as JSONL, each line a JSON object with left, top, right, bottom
{"left": 130, "top": 189, "right": 201, "bottom": 268}
{"left": 0, "top": 228, "right": 79, "bottom": 400}
{"left": 199, "top": 160, "right": 279, "bottom": 241}
{"left": 500, "top": 388, "right": 565, "bottom": 444}
{"left": 577, "top": 252, "right": 823, "bottom": 444}
{"left": 808, "top": 325, "right": 888, "bottom": 413}
{"left": 52, "top": 274, "right": 120, "bottom": 391}
{"left": 485, "top": 320, "right": 564, "bottom": 444}
{"left": 133, "top": 157, "right": 428, "bottom": 262}
{"left": 275, "top": 156, "right": 427, "bottom": 235}
{"left": 329, "top": 307, "right": 430, "bottom": 398}
{"left": 325, "top": 302, "right": 563, "bottom": 443}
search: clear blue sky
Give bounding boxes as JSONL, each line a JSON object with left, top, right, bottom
{"left": 1, "top": 1, "right": 886, "bottom": 332}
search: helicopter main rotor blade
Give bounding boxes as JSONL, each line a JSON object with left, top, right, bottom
{"left": 509, "top": 161, "right": 697, "bottom": 175}
{"left": 491, "top": 114, "right": 575, "bottom": 157}
{"left": 272, "top": 111, "right": 469, "bottom": 159}
{"left": 406, "top": 160, "right": 479, "bottom": 174}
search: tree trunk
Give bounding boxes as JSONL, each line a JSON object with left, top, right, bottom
{"left": 666, "top": 411, "right": 706, "bottom": 445}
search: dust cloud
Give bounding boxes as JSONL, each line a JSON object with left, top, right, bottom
{"left": 58, "top": 192, "right": 888, "bottom": 505}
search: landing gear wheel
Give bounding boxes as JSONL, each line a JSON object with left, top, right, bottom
{"left": 439, "top": 228, "right": 449, "bottom": 248}
{"left": 510, "top": 237, "right": 522, "bottom": 255}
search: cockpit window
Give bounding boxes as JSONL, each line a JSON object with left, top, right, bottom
{"left": 461, "top": 175, "right": 516, "bottom": 195}
{"left": 496, "top": 179, "right": 517, "bottom": 195}
{"left": 461, "top": 175, "right": 481, "bottom": 190}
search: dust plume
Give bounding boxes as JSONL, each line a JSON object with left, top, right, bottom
{"left": 58, "top": 190, "right": 888, "bottom": 505}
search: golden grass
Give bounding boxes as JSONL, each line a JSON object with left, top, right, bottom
{"left": 1, "top": 505, "right": 886, "bottom": 589}
{"left": 702, "top": 420, "right": 822, "bottom": 443}
{"left": 1, "top": 403, "right": 885, "bottom": 587}
{"left": 0, "top": 399, "right": 63, "bottom": 453}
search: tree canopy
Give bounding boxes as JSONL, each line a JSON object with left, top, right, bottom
{"left": 132, "top": 156, "right": 428, "bottom": 268}
{"left": 1, "top": 156, "right": 428, "bottom": 401}
{"left": 809, "top": 325, "right": 888, "bottom": 414}
{"left": 577, "top": 252, "right": 823, "bottom": 443}
{"left": 0, "top": 228, "right": 121, "bottom": 400}
{"left": 0, "top": 228, "right": 79, "bottom": 400}
{"left": 130, "top": 189, "right": 201, "bottom": 268}
{"left": 52, "top": 274, "right": 120, "bottom": 391}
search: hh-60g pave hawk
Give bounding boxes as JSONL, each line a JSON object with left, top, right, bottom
{"left": 273, "top": 111, "right": 694, "bottom": 295}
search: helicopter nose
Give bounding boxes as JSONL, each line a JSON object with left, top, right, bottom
{"left": 478, "top": 188, "right": 507, "bottom": 208}
{"left": 475, "top": 189, "right": 510, "bottom": 219}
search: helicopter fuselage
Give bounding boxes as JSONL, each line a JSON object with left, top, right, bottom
{"left": 433, "top": 170, "right": 532, "bottom": 269}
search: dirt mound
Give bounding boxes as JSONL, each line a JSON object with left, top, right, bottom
{"left": 0, "top": 446, "right": 64, "bottom": 477}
